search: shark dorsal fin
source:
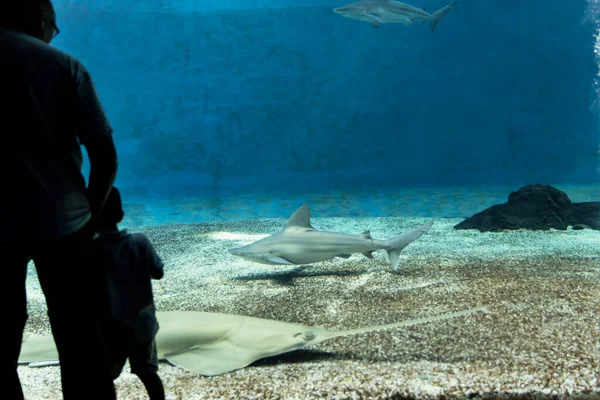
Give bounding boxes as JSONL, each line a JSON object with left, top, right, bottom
{"left": 285, "top": 204, "right": 315, "bottom": 230}
{"left": 359, "top": 230, "right": 372, "bottom": 239}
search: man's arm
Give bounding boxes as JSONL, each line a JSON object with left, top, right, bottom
{"left": 71, "top": 60, "right": 118, "bottom": 222}
{"left": 84, "top": 135, "right": 118, "bottom": 222}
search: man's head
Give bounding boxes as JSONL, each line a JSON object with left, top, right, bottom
{"left": 0, "top": 0, "right": 59, "bottom": 43}
{"left": 96, "top": 187, "right": 125, "bottom": 231}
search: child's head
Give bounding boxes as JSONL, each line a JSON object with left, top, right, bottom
{"left": 96, "top": 186, "right": 125, "bottom": 229}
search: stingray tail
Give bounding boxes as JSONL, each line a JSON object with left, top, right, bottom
{"left": 383, "top": 221, "right": 433, "bottom": 271}
{"left": 431, "top": 0, "right": 456, "bottom": 32}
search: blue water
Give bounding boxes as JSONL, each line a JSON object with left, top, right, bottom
{"left": 52, "top": 0, "right": 600, "bottom": 225}
{"left": 117, "top": 183, "right": 600, "bottom": 227}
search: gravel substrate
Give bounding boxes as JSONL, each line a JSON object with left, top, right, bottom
{"left": 19, "top": 216, "right": 600, "bottom": 399}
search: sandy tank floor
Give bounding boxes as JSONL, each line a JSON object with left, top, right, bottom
{"left": 19, "top": 216, "right": 600, "bottom": 399}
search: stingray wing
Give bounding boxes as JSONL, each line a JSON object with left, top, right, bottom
{"left": 18, "top": 334, "right": 59, "bottom": 366}
{"left": 164, "top": 344, "right": 262, "bottom": 376}
{"left": 162, "top": 320, "right": 330, "bottom": 376}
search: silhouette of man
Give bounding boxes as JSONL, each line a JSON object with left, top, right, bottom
{"left": 0, "top": 1, "right": 118, "bottom": 398}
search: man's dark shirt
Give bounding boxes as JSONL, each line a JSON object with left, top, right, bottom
{"left": 0, "top": 28, "right": 113, "bottom": 244}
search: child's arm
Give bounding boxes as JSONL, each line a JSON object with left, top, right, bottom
{"left": 134, "top": 233, "right": 165, "bottom": 280}
{"left": 150, "top": 258, "right": 164, "bottom": 280}
{"left": 147, "top": 244, "right": 164, "bottom": 280}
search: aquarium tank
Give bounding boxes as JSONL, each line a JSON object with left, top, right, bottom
{"left": 16, "top": 0, "right": 600, "bottom": 399}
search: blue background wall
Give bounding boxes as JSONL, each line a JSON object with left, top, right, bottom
{"left": 52, "top": 0, "right": 599, "bottom": 197}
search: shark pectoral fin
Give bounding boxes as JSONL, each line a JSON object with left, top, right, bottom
{"left": 165, "top": 347, "right": 257, "bottom": 376}
{"left": 267, "top": 256, "right": 295, "bottom": 265}
{"left": 388, "top": 251, "right": 401, "bottom": 271}
{"left": 365, "top": 13, "right": 384, "bottom": 27}
{"left": 363, "top": 251, "right": 374, "bottom": 259}
{"left": 359, "top": 231, "right": 372, "bottom": 239}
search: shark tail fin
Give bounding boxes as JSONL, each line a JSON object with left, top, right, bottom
{"left": 384, "top": 221, "right": 433, "bottom": 271}
{"left": 431, "top": 0, "right": 456, "bottom": 32}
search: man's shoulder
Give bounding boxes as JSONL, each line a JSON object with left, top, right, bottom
{"left": 1, "top": 28, "right": 87, "bottom": 76}
{"left": 35, "top": 38, "right": 88, "bottom": 77}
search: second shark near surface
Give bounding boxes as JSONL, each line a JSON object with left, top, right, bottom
{"left": 333, "top": 0, "right": 456, "bottom": 31}
{"left": 229, "top": 204, "right": 433, "bottom": 271}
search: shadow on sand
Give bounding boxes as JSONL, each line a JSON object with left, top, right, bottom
{"left": 230, "top": 265, "right": 400, "bottom": 286}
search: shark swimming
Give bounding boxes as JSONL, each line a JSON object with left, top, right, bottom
{"left": 333, "top": 0, "right": 456, "bottom": 31}
{"left": 228, "top": 204, "right": 433, "bottom": 271}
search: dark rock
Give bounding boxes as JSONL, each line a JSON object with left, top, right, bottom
{"left": 570, "top": 202, "right": 600, "bottom": 230}
{"left": 454, "top": 184, "right": 572, "bottom": 232}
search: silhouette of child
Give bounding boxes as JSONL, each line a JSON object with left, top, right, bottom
{"left": 93, "top": 187, "right": 165, "bottom": 400}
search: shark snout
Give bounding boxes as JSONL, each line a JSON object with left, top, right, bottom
{"left": 333, "top": 7, "right": 345, "bottom": 15}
